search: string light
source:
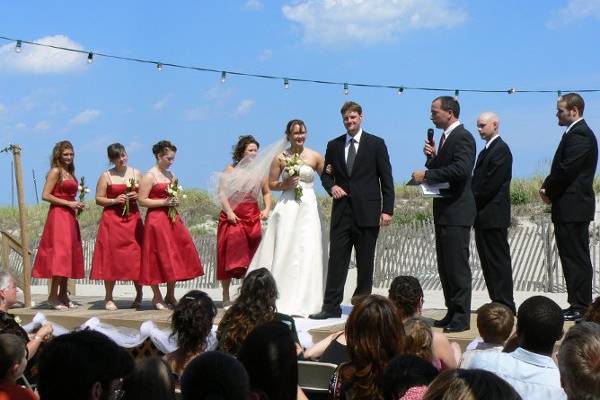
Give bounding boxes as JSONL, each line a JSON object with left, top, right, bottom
{"left": 557, "top": 90, "right": 562, "bottom": 98}
{"left": 284, "top": 78, "right": 289, "bottom": 89}
{"left": 3, "top": 35, "right": 599, "bottom": 97}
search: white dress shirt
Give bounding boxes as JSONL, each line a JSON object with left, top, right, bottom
{"left": 485, "top": 134, "right": 500, "bottom": 149}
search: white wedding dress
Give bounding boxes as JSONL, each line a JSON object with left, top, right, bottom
{"left": 248, "top": 164, "right": 324, "bottom": 317}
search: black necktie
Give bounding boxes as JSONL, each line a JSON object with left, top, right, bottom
{"left": 346, "top": 138, "right": 356, "bottom": 175}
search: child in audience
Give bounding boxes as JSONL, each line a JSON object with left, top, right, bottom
{"left": 461, "top": 302, "right": 514, "bottom": 368}
{"left": 0, "top": 334, "right": 36, "bottom": 400}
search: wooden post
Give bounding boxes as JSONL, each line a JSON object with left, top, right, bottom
{"left": 11, "top": 145, "right": 32, "bottom": 307}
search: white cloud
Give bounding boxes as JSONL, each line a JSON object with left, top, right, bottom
{"left": 69, "top": 109, "right": 101, "bottom": 125}
{"left": 282, "top": 0, "right": 468, "bottom": 45}
{"left": 34, "top": 121, "right": 50, "bottom": 131}
{"left": 551, "top": 0, "right": 600, "bottom": 25}
{"left": 0, "top": 103, "right": 6, "bottom": 114}
{"left": 152, "top": 94, "right": 172, "bottom": 111}
{"left": 244, "top": 0, "right": 264, "bottom": 11}
{"left": 185, "top": 106, "right": 210, "bottom": 121}
{"left": 0, "top": 35, "right": 87, "bottom": 74}
{"left": 15, "top": 122, "right": 26, "bottom": 130}
{"left": 126, "top": 140, "right": 144, "bottom": 152}
{"left": 259, "top": 49, "right": 273, "bottom": 62}
{"left": 235, "top": 99, "right": 256, "bottom": 115}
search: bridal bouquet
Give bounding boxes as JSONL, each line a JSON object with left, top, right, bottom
{"left": 122, "top": 177, "right": 139, "bottom": 217}
{"left": 77, "top": 176, "right": 90, "bottom": 218}
{"left": 166, "top": 179, "right": 187, "bottom": 223}
{"left": 284, "top": 153, "right": 303, "bottom": 202}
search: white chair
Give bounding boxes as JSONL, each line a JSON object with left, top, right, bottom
{"left": 298, "top": 361, "right": 338, "bottom": 393}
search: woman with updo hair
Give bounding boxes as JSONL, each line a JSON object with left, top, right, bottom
{"left": 90, "top": 143, "right": 144, "bottom": 310}
{"left": 32, "top": 140, "right": 85, "bottom": 310}
{"left": 164, "top": 290, "right": 217, "bottom": 379}
{"left": 138, "top": 140, "right": 204, "bottom": 310}
{"left": 216, "top": 135, "right": 272, "bottom": 304}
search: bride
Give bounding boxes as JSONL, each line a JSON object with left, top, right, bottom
{"left": 248, "top": 119, "right": 326, "bottom": 317}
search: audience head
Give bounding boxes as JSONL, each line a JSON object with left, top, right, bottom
{"left": 232, "top": 135, "right": 260, "bottom": 164}
{"left": 557, "top": 93, "right": 585, "bottom": 126}
{"left": 423, "top": 368, "right": 521, "bottom": 400}
{"left": 0, "top": 272, "right": 17, "bottom": 310}
{"left": 341, "top": 294, "right": 405, "bottom": 400}
{"left": 181, "top": 351, "right": 250, "bottom": 400}
{"left": 476, "top": 302, "right": 514, "bottom": 345}
{"left": 106, "top": 143, "right": 127, "bottom": 164}
{"left": 0, "top": 333, "right": 27, "bottom": 382}
{"left": 388, "top": 275, "right": 424, "bottom": 320}
{"left": 340, "top": 101, "right": 363, "bottom": 134}
{"left": 476, "top": 112, "right": 500, "bottom": 141}
{"left": 403, "top": 317, "right": 433, "bottom": 362}
{"left": 37, "top": 329, "right": 134, "bottom": 400}
{"left": 558, "top": 321, "right": 600, "bottom": 400}
{"left": 152, "top": 140, "right": 177, "bottom": 168}
{"left": 238, "top": 321, "right": 298, "bottom": 400}
{"left": 122, "top": 357, "right": 175, "bottom": 400}
{"left": 383, "top": 354, "right": 438, "bottom": 400}
{"left": 516, "top": 295, "right": 563, "bottom": 355}
{"left": 583, "top": 296, "right": 600, "bottom": 324}
{"left": 217, "top": 268, "right": 278, "bottom": 355}
{"left": 171, "top": 290, "right": 216, "bottom": 356}
{"left": 431, "top": 96, "right": 460, "bottom": 130}
{"left": 50, "top": 140, "right": 75, "bottom": 175}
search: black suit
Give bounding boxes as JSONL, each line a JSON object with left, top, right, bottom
{"left": 425, "top": 124, "right": 476, "bottom": 328}
{"left": 472, "top": 136, "right": 515, "bottom": 313}
{"left": 542, "top": 119, "right": 598, "bottom": 311}
{"left": 320, "top": 131, "right": 394, "bottom": 313}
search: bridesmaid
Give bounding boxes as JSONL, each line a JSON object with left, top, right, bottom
{"left": 217, "top": 135, "right": 271, "bottom": 304}
{"left": 90, "top": 143, "right": 144, "bottom": 311}
{"left": 138, "top": 140, "right": 204, "bottom": 309}
{"left": 32, "top": 140, "right": 85, "bottom": 310}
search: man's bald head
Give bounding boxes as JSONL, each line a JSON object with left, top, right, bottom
{"left": 476, "top": 112, "right": 500, "bottom": 141}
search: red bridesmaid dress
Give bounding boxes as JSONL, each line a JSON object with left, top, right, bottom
{"left": 90, "top": 175, "right": 144, "bottom": 281}
{"left": 32, "top": 178, "right": 85, "bottom": 279}
{"left": 216, "top": 195, "right": 262, "bottom": 279}
{"left": 139, "top": 182, "right": 204, "bottom": 285}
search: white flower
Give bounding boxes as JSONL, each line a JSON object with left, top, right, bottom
{"left": 78, "top": 185, "right": 83, "bottom": 191}
{"left": 84, "top": 188, "right": 90, "bottom": 193}
{"left": 178, "top": 185, "right": 183, "bottom": 191}
{"left": 182, "top": 194, "right": 188, "bottom": 199}
{"left": 14, "top": 316, "right": 22, "bottom": 325}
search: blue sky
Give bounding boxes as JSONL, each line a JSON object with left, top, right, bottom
{"left": 1, "top": 0, "right": 600, "bottom": 205}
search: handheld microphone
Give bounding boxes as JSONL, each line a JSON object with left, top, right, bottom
{"left": 427, "top": 128, "right": 434, "bottom": 159}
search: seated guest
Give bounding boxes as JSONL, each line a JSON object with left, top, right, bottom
{"left": 330, "top": 295, "right": 405, "bottom": 400}
{"left": 180, "top": 351, "right": 250, "bottom": 400}
{"left": 403, "top": 318, "right": 438, "bottom": 369}
{"left": 583, "top": 295, "right": 600, "bottom": 323}
{"left": 0, "top": 272, "right": 53, "bottom": 364}
{"left": 423, "top": 369, "right": 521, "bottom": 400}
{"left": 388, "top": 276, "right": 461, "bottom": 369}
{"left": 303, "top": 329, "right": 349, "bottom": 365}
{"left": 461, "top": 302, "right": 514, "bottom": 368}
{"left": 123, "top": 357, "right": 175, "bottom": 400}
{"left": 0, "top": 334, "right": 36, "bottom": 400}
{"left": 217, "top": 268, "right": 298, "bottom": 356}
{"left": 238, "top": 321, "right": 307, "bottom": 400}
{"left": 164, "top": 290, "right": 217, "bottom": 378}
{"left": 466, "top": 295, "right": 566, "bottom": 400}
{"left": 558, "top": 321, "right": 600, "bottom": 399}
{"left": 37, "top": 329, "right": 134, "bottom": 400}
{"left": 383, "top": 354, "right": 438, "bottom": 400}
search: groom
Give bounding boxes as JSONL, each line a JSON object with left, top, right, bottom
{"left": 310, "top": 101, "right": 395, "bottom": 319}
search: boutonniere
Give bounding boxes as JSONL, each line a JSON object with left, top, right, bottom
{"left": 14, "top": 315, "right": 22, "bottom": 325}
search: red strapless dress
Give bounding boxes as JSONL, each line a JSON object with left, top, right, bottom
{"left": 32, "top": 179, "right": 85, "bottom": 279}
{"left": 216, "top": 197, "right": 262, "bottom": 280}
{"left": 90, "top": 184, "right": 144, "bottom": 281}
{"left": 139, "top": 183, "right": 204, "bottom": 285}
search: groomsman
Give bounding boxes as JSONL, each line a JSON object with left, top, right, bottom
{"left": 540, "top": 93, "right": 598, "bottom": 322}
{"left": 412, "top": 96, "right": 476, "bottom": 333}
{"left": 472, "top": 112, "right": 516, "bottom": 314}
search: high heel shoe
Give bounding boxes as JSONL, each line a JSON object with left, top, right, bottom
{"left": 153, "top": 301, "right": 169, "bottom": 311}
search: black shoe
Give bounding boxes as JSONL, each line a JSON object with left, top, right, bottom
{"left": 443, "top": 324, "right": 470, "bottom": 333}
{"left": 433, "top": 314, "right": 452, "bottom": 328}
{"left": 309, "top": 310, "right": 341, "bottom": 320}
{"left": 562, "top": 308, "right": 583, "bottom": 322}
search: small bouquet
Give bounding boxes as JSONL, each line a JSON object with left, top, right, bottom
{"left": 284, "top": 153, "right": 303, "bottom": 202}
{"left": 77, "top": 176, "right": 90, "bottom": 218}
{"left": 122, "top": 177, "right": 139, "bottom": 217}
{"left": 166, "top": 179, "right": 187, "bottom": 223}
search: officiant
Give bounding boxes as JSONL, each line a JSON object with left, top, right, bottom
{"left": 411, "top": 96, "right": 476, "bottom": 333}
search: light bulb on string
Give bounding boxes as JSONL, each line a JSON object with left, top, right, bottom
{"left": 397, "top": 86, "right": 404, "bottom": 95}
{"left": 454, "top": 89, "right": 459, "bottom": 99}
{"left": 157, "top": 63, "right": 163, "bottom": 71}
{"left": 557, "top": 90, "right": 562, "bottom": 98}
{"left": 87, "top": 52, "right": 94, "bottom": 64}
{"left": 344, "top": 83, "right": 349, "bottom": 95}
{"left": 284, "top": 78, "right": 289, "bottom": 89}
{"left": 15, "top": 40, "right": 22, "bottom": 53}
{"left": 221, "top": 71, "right": 227, "bottom": 83}
{"left": 507, "top": 88, "right": 516, "bottom": 94}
